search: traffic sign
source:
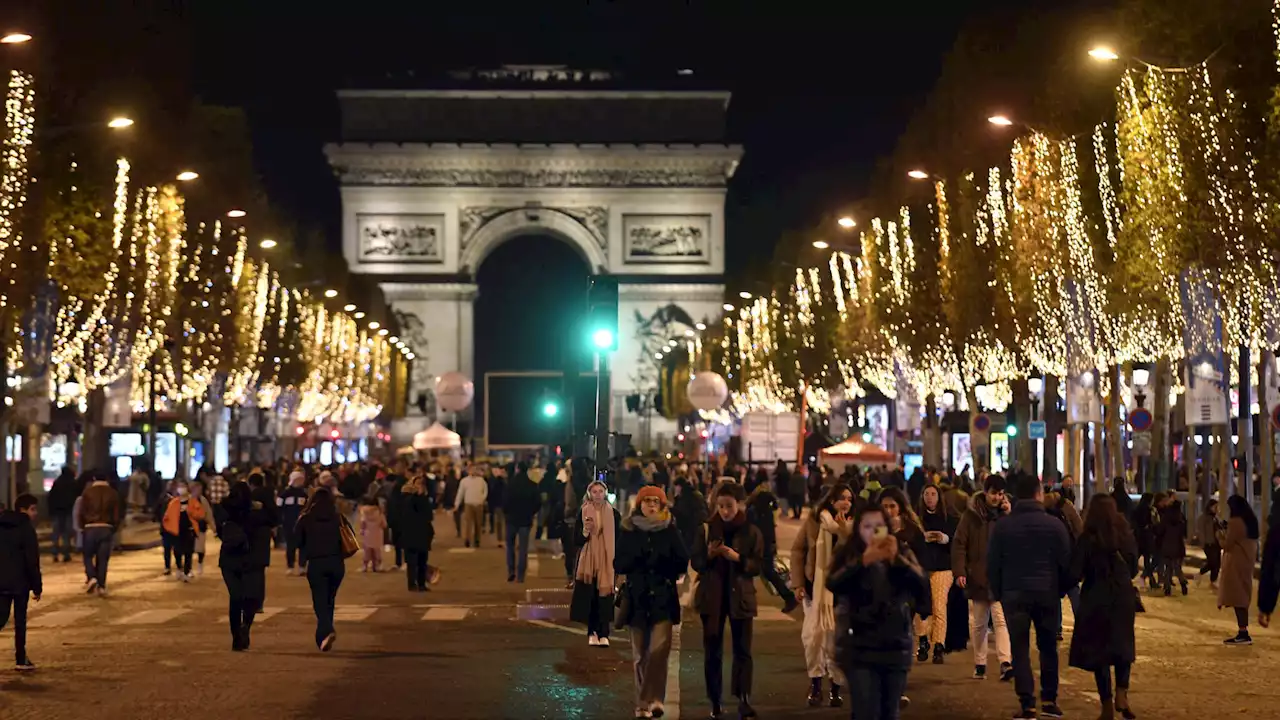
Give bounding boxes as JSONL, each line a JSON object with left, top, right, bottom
{"left": 1028, "top": 421, "right": 1047, "bottom": 440}
{"left": 1129, "top": 408, "right": 1153, "bottom": 432}
{"left": 972, "top": 414, "right": 991, "bottom": 432}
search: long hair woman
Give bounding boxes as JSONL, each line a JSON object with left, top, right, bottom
{"left": 915, "top": 482, "right": 958, "bottom": 664}
{"left": 828, "top": 502, "right": 930, "bottom": 720}
{"left": 296, "top": 487, "right": 345, "bottom": 652}
{"left": 879, "top": 486, "right": 929, "bottom": 660}
{"left": 789, "top": 482, "right": 854, "bottom": 708}
{"left": 217, "top": 482, "right": 271, "bottom": 651}
{"left": 570, "top": 479, "right": 619, "bottom": 647}
{"left": 1068, "top": 494, "right": 1139, "bottom": 720}
{"left": 691, "top": 481, "right": 765, "bottom": 719}
{"left": 615, "top": 485, "right": 689, "bottom": 719}
{"left": 1220, "top": 495, "right": 1260, "bottom": 645}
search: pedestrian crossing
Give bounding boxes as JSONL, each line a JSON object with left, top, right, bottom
{"left": 4, "top": 604, "right": 482, "bottom": 631}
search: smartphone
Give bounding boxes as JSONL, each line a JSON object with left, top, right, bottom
{"left": 873, "top": 525, "right": 889, "bottom": 538}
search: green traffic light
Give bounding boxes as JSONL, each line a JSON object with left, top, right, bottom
{"left": 1007, "top": 425, "right": 1018, "bottom": 437}
{"left": 543, "top": 402, "right": 559, "bottom": 418}
{"left": 592, "top": 328, "right": 615, "bottom": 350}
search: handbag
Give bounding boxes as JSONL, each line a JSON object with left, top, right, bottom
{"left": 339, "top": 514, "right": 361, "bottom": 559}
{"left": 680, "top": 525, "right": 709, "bottom": 609}
{"left": 613, "top": 582, "right": 630, "bottom": 630}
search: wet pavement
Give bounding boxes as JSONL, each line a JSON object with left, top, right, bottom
{"left": 0, "top": 511, "right": 1275, "bottom": 719}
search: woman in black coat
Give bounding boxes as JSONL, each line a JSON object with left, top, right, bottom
{"left": 614, "top": 486, "right": 689, "bottom": 719}
{"left": 1131, "top": 493, "right": 1158, "bottom": 589}
{"left": 915, "top": 483, "right": 959, "bottom": 664}
{"left": 1068, "top": 495, "right": 1139, "bottom": 720}
{"left": 217, "top": 482, "right": 275, "bottom": 651}
{"left": 398, "top": 475, "right": 436, "bottom": 592}
{"left": 296, "top": 488, "right": 346, "bottom": 652}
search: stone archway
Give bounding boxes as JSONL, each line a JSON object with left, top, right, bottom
{"left": 458, "top": 205, "right": 609, "bottom": 275}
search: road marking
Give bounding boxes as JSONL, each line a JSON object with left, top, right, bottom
{"left": 422, "top": 607, "right": 470, "bottom": 621}
{"left": 333, "top": 606, "right": 377, "bottom": 622}
{"left": 667, "top": 623, "right": 682, "bottom": 720}
{"left": 526, "top": 619, "right": 629, "bottom": 643}
{"left": 113, "top": 609, "right": 190, "bottom": 625}
{"left": 214, "top": 607, "right": 285, "bottom": 624}
{"left": 447, "top": 548, "right": 477, "bottom": 554}
{"left": 28, "top": 608, "right": 98, "bottom": 628}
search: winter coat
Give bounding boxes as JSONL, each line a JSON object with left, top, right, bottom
{"left": 787, "top": 471, "right": 807, "bottom": 500}
{"left": 569, "top": 506, "right": 620, "bottom": 627}
{"left": 790, "top": 512, "right": 852, "bottom": 594}
{"left": 277, "top": 486, "right": 309, "bottom": 533}
{"left": 988, "top": 500, "right": 1072, "bottom": 603}
{"left": 217, "top": 502, "right": 275, "bottom": 574}
{"left": 47, "top": 471, "right": 78, "bottom": 516}
{"left": 1258, "top": 511, "right": 1280, "bottom": 615}
{"left": 503, "top": 475, "right": 542, "bottom": 528}
{"left": 829, "top": 550, "right": 930, "bottom": 670}
{"left": 614, "top": 514, "right": 689, "bottom": 628}
{"left": 952, "top": 492, "right": 1004, "bottom": 602}
{"left": 1045, "top": 493, "right": 1083, "bottom": 541}
{"left": 398, "top": 492, "right": 436, "bottom": 552}
{"left": 1218, "top": 516, "right": 1258, "bottom": 609}
{"left": 0, "top": 510, "right": 41, "bottom": 597}
{"left": 1196, "top": 511, "right": 1224, "bottom": 548}
{"left": 295, "top": 504, "right": 344, "bottom": 561}
{"left": 917, "top": 508, "right": 958, "bottom": 573}
{"left": 691, "top": 513, "right": 764, "bottom": 621}
{"left": 162, "top": 496, "right": 208, "bottom": 537}
{"left": 671, "top": 488, "right": 708, "bottom": 551}
{"left": 1068, "top": 533, "right": 1138, "bottom": 671}
{"left": 746, "top": 490, "right": 780, "bottom": 549}
{"left": 1131, "top": 504, "right": 1158, "bottom": 556}
{"left": 1156, "top": 503, "right": 1187, "bottom": 560}
{"left": 79, "top": 481, "right": 121, "bottom": 528}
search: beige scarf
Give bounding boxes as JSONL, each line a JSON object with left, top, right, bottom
{"left": 576, "top": 493, "right": 616, "bottom": 596}
{"left": 812, "top": 510, "right": 842, "bottom": 632}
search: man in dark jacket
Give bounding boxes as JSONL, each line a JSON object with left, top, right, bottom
{"left": 987, "top": 472, "right": 1071, "bottom": 719}
{"left": 79, "top": 473, "right": 120, "bottom": 595}
{"left": 384, "top": 463, "right": 410, "bottom": 570}
{"left": 277, "top": 471, "right": 310, "bottom": 574}
{"left": 953, "top": 473, "right": 1011, "bottom": 681}
{"left": 503, "top": 464, "right": 541, "bottom": 582}
{"left": 46, "top": 466, "right": 78, "bottom": 562}
{"left": 0, "top": 494, "right": 42, "bottom": 670}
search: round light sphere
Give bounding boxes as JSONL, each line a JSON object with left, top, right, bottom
{"left": 686, "top": 371, "right": 729, "bottom": 411}
{"left": 435, "top": 372, "right": 475, "bottom": 412}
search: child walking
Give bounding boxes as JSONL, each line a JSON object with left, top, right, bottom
{"left": 359, "top": 501, "right": 387, "bottom": 572}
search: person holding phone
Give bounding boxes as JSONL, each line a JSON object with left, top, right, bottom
{"left": 571, "top": 479, "right": 619, "bottom": 647}
{"left": 828, "top": 502, "right": 930, "bottom": 720}
{"left": 691, "top": 482, "right": 765, "bottom": 719}
{"left": 916, "top": 483, "right": 958, "bottom": 664}
{"left": 790, "top": 483, "right": 855, "bottom": 708}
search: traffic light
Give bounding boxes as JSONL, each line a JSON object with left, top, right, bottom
{"left": 587, "top": 276, "right": 618, "bottom": 353}
{"left": 542, "top": 400, "right": 559, "bottom": 418}
{"left": 1007, "top": 424, "right": 1018, "bottom": 438}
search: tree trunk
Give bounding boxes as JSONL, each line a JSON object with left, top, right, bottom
{"left": 82, "top": 388, "right": 109, "bottom": 475}
{"left": 1044, "top": 375, "right": 1061, "bottom": 482}
{"left": 1012, "top": 381, "right": 1032, "bottom": 472}
{"left": 1106, "top": 363, "right": 1123, "bottom": 484}
{"left": 1092, "top": 420, "right": 1106, "bottom": 502}
{"left": 924, "top": 393, "right": 943, "bottom": 469}
{"left": 1151, "top": 357, "right": 1171, "bottom": 492}
{"left": 967, "top": 387, "right": 986, "bottom": 472}
{"left": 1260, "top": 350, "right": 1274, "bottom": 537}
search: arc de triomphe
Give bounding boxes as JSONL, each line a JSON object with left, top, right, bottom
{"left": 325, "top": 67, "right": 741, "bottom": 449}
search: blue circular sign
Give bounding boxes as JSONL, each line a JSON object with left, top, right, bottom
{"left": 973, "top": 414, "right": 991, "bottom": 432}
{"left": 1129, "top": 408, "right": 1153, "bottom": 432}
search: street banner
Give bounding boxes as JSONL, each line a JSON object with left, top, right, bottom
{"left": 1179, "top": 271, "right": 1228, "bottom": 426}
{"left": 894, "top": 361, "right": 922, "bottom": 432}
{"left": 103, "top": 376, "right": 132, "bottom": 428}
{"left": 1066, "top": 371, "right": 1103, "bottom": 424}
{"left": 1064, "top": 279, "right": 1102, "bottom": 424}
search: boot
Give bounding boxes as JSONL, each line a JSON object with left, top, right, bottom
{"left": 932, "top": 643, "right": 945, "bottom": 664}
{"left": 707, "top": 701, "right": 723, "bottom": 719}
{"left": 737, "top": 695, "right": 757, "bottom": 719}
{"left": 829, "top": 683, "right": 843, "bottom": 708}
{"left": 1115, "top": 688, "right": 1136, "bottom": 720}
{"left": 1097, "top": 698, "right": 1115, "bottom": 720}
{"left": 806, "top": 678, "right": 823, "bottom": 706}
{"left": 916, "top": 635, "right": 929, "bottom": 661}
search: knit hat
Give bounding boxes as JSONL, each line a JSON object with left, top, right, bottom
{"left": 289, "top": 470, "right": 305, "bottom": 485}
{"left": 635, "top": 485, "right": 668, "bottom": 506}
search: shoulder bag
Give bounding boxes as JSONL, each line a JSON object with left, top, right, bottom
{"left": 339, "top": 514, "right": 361, "bottom": 559}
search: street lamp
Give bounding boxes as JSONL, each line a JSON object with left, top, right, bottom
{"left": 1132, "top": 367, "right": 1150, "bottom": 408}
{"left": 176, "top": 170, "right": 199, "bottom": 182}
{"left": 323, "top": 288, "right": 338, "bottom": 298}
{"left": 368, "top": 321, "right": 380, "bottom": 330}
{"left": 988, "top": 115, "right": 1014, "bottom": 127}
{"left": 1028, "top": 376, "right": 1044, "bottom": 421}
{"left": 1, "top": 33, "right": 32, "bottom": 44}
{"left": 343, "top": 303, "right": 357, "bottom": 312}
{"left": 907, "top": 169, "right": 930, "bottom": 180}
{"left": 837, "top": 216, "right": 856, "bottom": 229}
{"left": 259, "top": 238, "right": 277, "bottom": 249}
{"left": 226, "top": 208, "right": 246, "bottom": 219}
{"left": 812, "top": 240, "right": 830, "bottom": 249}
{"left": 1088, "top": 46, "right": 1120, "bottom": 61}
{"left": 722, "top": 303, "right": 735, "bottom": 312}
{"left": 738, "top": 291, "right": 752, "bottom": 300}
{"left": 107, "top": 116, "right": 134, "bottom": 129}
{"left": 354, "top": 311, "right": 366, "bottom": 319}
{"left": 389, "top": 335, "right": 399, "bottom": 343}
{"left": 695, "top": 322, "right": 707, "bottom": 331}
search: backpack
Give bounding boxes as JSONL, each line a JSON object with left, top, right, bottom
{"left": 220, "top": 518, "right": 250, "bottom": 555}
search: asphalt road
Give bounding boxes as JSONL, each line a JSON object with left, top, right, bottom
{"left": 0, "top": 512, "right": 1276, "bottom": 719}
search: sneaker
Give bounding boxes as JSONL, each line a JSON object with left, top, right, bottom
{"left": 359, "top": 566, "right": 368, "bottom": 573}
{"left": 1040, "top": 702, "right": 1064, "bottom": 718}
{"left": 1224, "top": 632, "right": 1253, "bottom": 646}
{"left": 392, "top": 564, "right": 402, "bottom": 572}
{"left": 898, "top": 695, "right": 911, "bottom": 710}
{"left": 197, "top": 562, "right": 204, "bottom": 576}
{"left": 15, "top": 657, "right": 35, "bottom": 672}
{"left": 96, "top": 587, "right": 108, "bottom": 598}
{"left": 916, "top": 636, "right": 929, "bottom": 662}
{"left": 973, "top": 664, "right": 987, "bottom": 680}
{"left": 320, "top": 632, "right": 336, "bottom": 652}
{"left": 1000, "top": 662, "right": 1015, "bottom": 682}
{"left": 85, "top": 578, "right": 99, "bottom": 594}
{"left": 1012, "top": 708, "right": 1037, "bottom": 720}
{"left": 508, "top": 574, "right": 516, "bottom": 583}
{"left": 181, "top": 573, "right": 192, "bottom": 583}
{"left": 649, "top": 701, "right": 665, "bottom": 718}
{"left": 588, "top": 633, "right": 601, "bottom": 647}
{"left": 633, "top": 711, "right": 652, "bottom": 719}
{"left": 162, "top": 568, "right": 171, "bottom": 577}
{"left": 597, "top": 637, "right": 610, "bottom": 647}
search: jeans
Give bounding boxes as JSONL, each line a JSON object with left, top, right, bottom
{"left": 161, "top": 532, "right": 176, "bottom": 571}
{"left": 1004, "top": 596, "right": 1060, "bottom": 709}
{"left": 306, "top": 556, "right": 345, "bottom": 647}
{"left": 970, "top": 600, "right": 1011, "bottom": 667}
{"left": 82, "top": 526, "right": 114, "bottom": 588}
{"left": 506, "top": 524, "right": 532, "bottom": 580}
{"left": 702, "top": 614, "right": 753, "bottom": 704}
{"left": 1200, "top": 543, "right": 1221, "bottom": 582}
{"left": 1162, "top": 557, "right": 1187, "bottom": 593}
{"left": 281, "top": 517, "right": 305, "bottom": 569}
{"left": 50, "top": 513, "right": 74, "bottom": 559}
{"left": 406, "top": 549, "right": 430, "bottom": 590}
{"left": 788, "top": 496, "right": 804, "bottom": 519}
{"left": 222, "top": 569, "right": 261, "bottom": 641}
{"left": 1056, "top": 586, "right": 1080, "bottom": 634}
{"left": 0, "top": 593, "right": 29, "bottom": 663}
{"left": 1093, "top": 662, "right": 1131, "bottom": 701}
{"left": 847, "top": 665, "right": 909, "bottom": 720}
{"left": 631, "top": 621, "right": 673, "bottom": 711}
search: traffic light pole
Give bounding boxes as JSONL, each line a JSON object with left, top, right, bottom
{"left": 594, "top": 351, "right": 610, "bottom": 482}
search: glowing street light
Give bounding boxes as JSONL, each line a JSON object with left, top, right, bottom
{"left": 907, "top": 169, "right": 931, "bottom": 180}
{"left": 368, "top": 321, "right": 380, "bottom": 330}
{"left": 592, "top": 328, "right": 615, "bottom": 350}
{"left": 988, "top": 115, "right": 1014, "bottom": 127}
{"left": 1, "top": 33, "right": 32, "bottom": 44}
{"left": 738, "top": 291, "right": 752, "bottom": 299}
{"left": 323, "top": 288, "right": 338, "bottom": 298}
{"left": 343, "top": 303, "right": 357, "bottom": 312}
{"left": 723, "top": 303, "right": 735, "bottom": 312}
{"left": 389, "top": 336, "right": 399, "bottom": 344}
{"left": 695, "top": 322, "right": 707, "bottom": 331}
{"left": 259, "top": 238, "right": 278, "bottom": 249}
{"left": 837, "top": 216, "right": 856, "bottom": 229}
{"left": 226, "top": 208, "right": 247, "bottom": 218}
{"left": 812, "top": 240, "right": 830, "bottom": 250}
{"left": 378, "top": 328, "right": 389, "bottom": 337}
{"left": 1088, "top": 46, "right": 1120, "bottom": 62}
{"left": 107, "top": 116, "right": 135, "bottom": 129}
{"left": 542, "top": 401, "right": 560, "bottom": 418}
{"left": 176, "top": 170, "right": 199, "bottom": 182}
{"left": 354, "top": 311, "right": 366, "bottom": 319}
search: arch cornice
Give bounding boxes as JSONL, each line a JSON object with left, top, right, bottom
{"left": 458, "top": 206, "right": 608, "bottom": 274}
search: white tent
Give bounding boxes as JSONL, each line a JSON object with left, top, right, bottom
{"left": 413, "top": 422, "right": 462, "bottom": 451}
